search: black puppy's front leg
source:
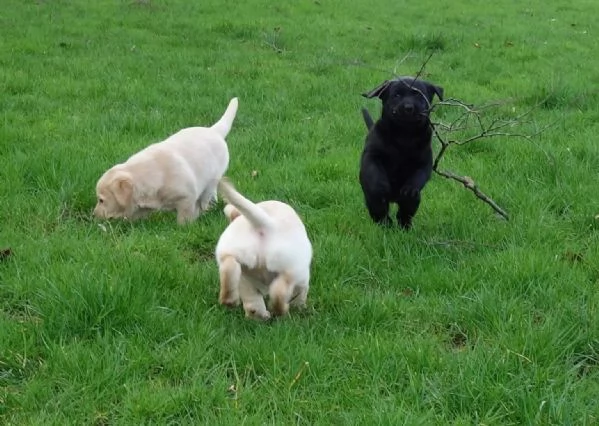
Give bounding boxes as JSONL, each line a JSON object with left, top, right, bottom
{"left": 360, "top": 156, "right": 392, "bottom": 226}
{"left": 397, "top": 167, "right": 431, "bottom": 229}
{"left": 397, "top": 191, "right": 421, "bottom": 229}
{"left": 365, "top": 192, "right": 392, "bottom": 226}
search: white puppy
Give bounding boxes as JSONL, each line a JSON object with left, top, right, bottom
{"left": 94, "top": 98, "right": 238, "bottom": 224}
{"left": 215, "top": 179, "right": 313, "bottom": 320}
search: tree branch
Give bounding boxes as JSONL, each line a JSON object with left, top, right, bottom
{"left": 430, "top": 97, "right": 551, "bottom": 222}
{"left": 433, "top": 168, "right": 510, "bottom": 220}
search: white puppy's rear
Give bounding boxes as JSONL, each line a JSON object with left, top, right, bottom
{"left": 215, "top": 179, "right": 312, "bottom": 320}
{"left": 94, "top": 98, "right": 238, "bottom": 224}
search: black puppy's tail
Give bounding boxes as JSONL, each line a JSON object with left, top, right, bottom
{"left": 361, "top": 107, "right": 374, "bottom": 131}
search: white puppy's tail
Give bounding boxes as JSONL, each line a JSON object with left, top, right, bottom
{"left": 211, "top": 97, "right": 239, "bottom": 139}
{"left": 218, "top": 178, "right": 275, "bottom": 231}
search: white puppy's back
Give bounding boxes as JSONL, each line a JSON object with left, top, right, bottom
{"left": 216, "top": 199, "right": 311, "bottom": 277}
{"left": 137, "top": 127, "right": 230, "bottom": 181}
{"left": 215, "top": 181, "right": 311, "bottom": 277}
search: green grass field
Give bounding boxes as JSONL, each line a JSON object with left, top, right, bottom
{"left": 2, "top": 0, "right": 599, "bottom": 424}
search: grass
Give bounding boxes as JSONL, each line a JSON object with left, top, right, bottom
{"left": 1, "top": 0, "right": 599, "bottom": 424}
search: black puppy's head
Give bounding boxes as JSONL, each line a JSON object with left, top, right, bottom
{"left": 362, "top": 77, "right": 443, "bottom": 126}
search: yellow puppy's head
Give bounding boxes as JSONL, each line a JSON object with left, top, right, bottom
{"left": 94, "top": 168, "right": 134, "bottom": 219}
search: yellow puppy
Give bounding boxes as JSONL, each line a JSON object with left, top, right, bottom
{"left": 215, "top": 179, "right": 313, "bottom": 320}
{"left": 94, "top": 98, "right": 238, "bottom": 224}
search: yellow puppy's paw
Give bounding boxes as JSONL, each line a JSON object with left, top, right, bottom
{"left": 245, "top": 307, "right": 271, "bottom": 321}
{"left": 219, "top": 293, "right": 240, "bottom": 308}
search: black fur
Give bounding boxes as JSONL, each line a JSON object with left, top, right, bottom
{"left": 359, "top": 76, "right": 443, "bottom": 229}
{"left": 361, "top": 107, "right": 375, "bottom": 130}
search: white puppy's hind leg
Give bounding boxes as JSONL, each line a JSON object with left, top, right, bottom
{"left": 239, "top": 277, "right": 270, "bottom": 321}
{"left": 176, "top": 199, "right": 200, "bottom": 224}
{"left": 289, "top": 281, "right": 309, "bottom": 309}
{"left": 198, "top": 181, "right": 218, "bottom": 212}
{"left": 218, "top": 255, "right": 240, "bottom": 307}
{"left": 269, "top": 273, "right": 294, "bottom": 317}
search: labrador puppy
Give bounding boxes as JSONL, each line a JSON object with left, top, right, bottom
{"left": 94, "top": 98, "right": 239, "bottom": 224}
{"left": 359, "top": 77, "right": 443, "bottom": 229}
{"left": 215, "top": 179, "right": 312, "bottom": 321}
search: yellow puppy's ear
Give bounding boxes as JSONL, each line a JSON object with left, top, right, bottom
{"left": 111, "top": 174, "right": 133, "bottom": 208}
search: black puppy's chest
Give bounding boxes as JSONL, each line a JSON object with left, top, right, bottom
{"left": 371, "top": 132, "right": 432, "bottom": 182}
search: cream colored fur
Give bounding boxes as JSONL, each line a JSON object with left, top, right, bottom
{"left": 215, "top": 179, "right": 313, "bottom": 321}
{"left": 94, "top": 98, "right": 238, "bottom": 224}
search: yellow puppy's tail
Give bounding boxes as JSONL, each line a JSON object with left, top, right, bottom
{"left": 211, "top": 97, "right": 239, "bottom": 139}
{"left": 217, "top": 178, "right": 275, "bottom": 231}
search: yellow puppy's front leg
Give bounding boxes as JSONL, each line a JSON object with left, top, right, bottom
{"left": 239, "top": 276, "right": 271, "bottom": 321}
{"left": 176, "top": 199, "right": 200, "bottom": 225}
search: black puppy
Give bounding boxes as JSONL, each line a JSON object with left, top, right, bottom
{"left": 359, "top": 76, "right": 443, "bottom": 229}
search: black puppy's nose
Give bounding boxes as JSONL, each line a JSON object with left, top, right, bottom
{"left": 402, "top": 103, "right": 415, "bottom": 113}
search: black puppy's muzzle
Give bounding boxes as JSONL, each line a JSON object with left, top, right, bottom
{"left": 390, "top": 102, "right": 428, "bottom": 123}
{"left": 401, "top": 103, "right": 415, "bottom": 114}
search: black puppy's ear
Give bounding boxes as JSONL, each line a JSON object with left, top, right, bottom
{"left": 429, "top": 84, "right": 444, "bottom": 101}
{"left": 362, "top": 80, "right": 392, "bottom": 100}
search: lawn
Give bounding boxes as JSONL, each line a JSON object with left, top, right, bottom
{"left": 1, "top": 0, "right": 599, "bottom": 424}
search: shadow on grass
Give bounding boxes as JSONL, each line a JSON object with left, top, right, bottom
{"left": 403, "top": 33, "right": 448, "bottom": 52}
{"left": 572, "top": 341, "right": 599, "bottom": 378}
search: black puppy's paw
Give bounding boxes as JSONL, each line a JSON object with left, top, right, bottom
{"left": 398, "top": 185, "right": 420, "bottom": 199}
